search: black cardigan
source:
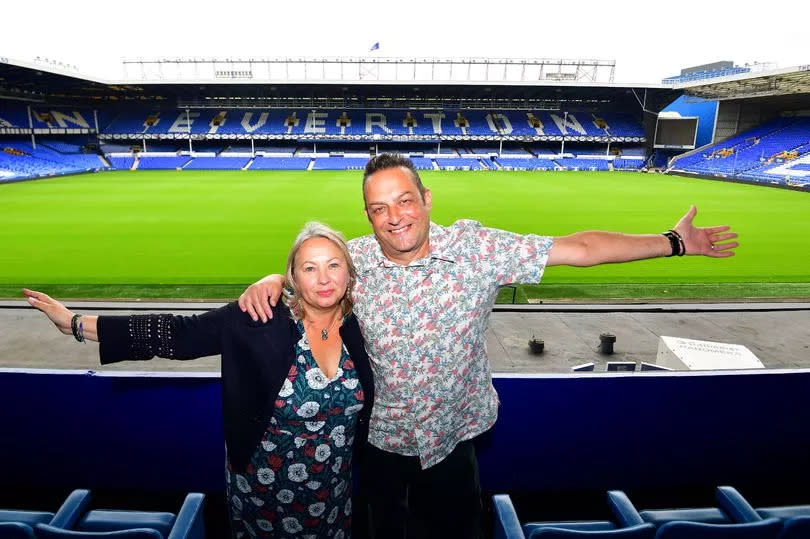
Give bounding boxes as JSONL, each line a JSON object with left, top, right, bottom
{"left": 96, "top": 302, "right": 374, "bottom": 473}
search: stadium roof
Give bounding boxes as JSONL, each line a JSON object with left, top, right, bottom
{"left": 676, "top": 65, "right": 810, "bottom": 100}
{"left": 0, "top": 56, "right": 680, "bottom": 112}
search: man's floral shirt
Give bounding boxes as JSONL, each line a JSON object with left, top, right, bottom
{"left": 348, "top": 220, "right": 553, "bottom": 468}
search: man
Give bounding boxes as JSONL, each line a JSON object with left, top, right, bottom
{"left": 238, "top": 153, "right": 738, "bottom": 538}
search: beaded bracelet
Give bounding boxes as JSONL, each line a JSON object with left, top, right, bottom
{"left": 71, "top": 313, "right": 85, "bottom": 343}
{"left": 662, "top": 230, "right": 685, "bottom": 257}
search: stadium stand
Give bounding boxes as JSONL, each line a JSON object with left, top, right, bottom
{"left": 253, "top": 144, "right": 298, "bottom": 154}
{"left": 435, "top": 157, "right": 489, "bottom": 170}
{"left": 495, "top": 158, "right": 558, "bottom": 170}
{"left": 108, "top": 156, "right": 135, "bottom": 170}
{"left": 613, "top": 157, "right": 646, "bottom": 170}
{"left": 616, "top": 146, "right": 647, "bottom": 156}
{"left": 136, "top": 156, "right": 191, "bottom": 170}
{"left": 37, "top": 140, "right": 82, "bottom": 154}
{"left": 0, "top": 102, "right": 30, "bottom": 131}
{"left": 601, "top": 114, "right": 647, "bottom": 138}
{"left": 0, "top": 139, "right": 106, "bottom": 180}
{"left": 2, "top": 100, "right": 650, "bottom": 178}
{"left": 467, "top": 146, "right": 498, "bottom": 155}
{"left": 556, "top": 158, "right": 611, "bottom": 171}
{"left": 184, "top": 156, "right": 251, "bottom": 170}
{"left": 141, "top": 142, "right": 186, "bottom": 152}
{"left": 650, "top": 150, "right": 672, "bottom": 169}
{"left": 499, "top": 146, "right": 533, "bottom": 156}
{"left": 670, "top": 117, "right": 810, "bottom": 186}
{"left": 28, "top": 108, "right": 96, "bottom": 131}
{"left": 409, "top": 157, "right": 436, "bottom": 170}
{"left": 526, "top": 145, "right": 559, "bottom": 156}
{"left": 249, "top": 156, "right": 311, "bottom": 170}
{"left": 100, "top": 142, "right": 138, "bottom": 153}
{"left": 662, "top": 66, "right": 750, "bottom": 85}
{"left": 312, "top": 157, "right": 371, "bottom": 170}
{"left": 96, "top": 108, "right": 645, "bottom": 139}
{"left": 310, "top": 142, "right": 371, "bottom": 155}
{"left": 376, "top": 142, "right": 437, "bottom": 153}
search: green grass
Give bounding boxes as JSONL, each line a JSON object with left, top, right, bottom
{"left": 1, "top": 169, "right": 808, "bottom": 301}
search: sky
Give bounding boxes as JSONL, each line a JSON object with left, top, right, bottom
{"left": 2, "top": 0, "right": 808, "bottom": 84}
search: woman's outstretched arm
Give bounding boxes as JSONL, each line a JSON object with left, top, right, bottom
{"left": 23, "top": 288, "right": 226, "bottom": 363}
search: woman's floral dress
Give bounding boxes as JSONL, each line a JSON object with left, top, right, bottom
{"left": 226, "top": 322, "right": 365, "bottom": 538}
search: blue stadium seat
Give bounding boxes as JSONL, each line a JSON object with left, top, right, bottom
{"left": 608, "top": 490, "right": 732, "bottom": 528}
{"left": 0, "top": 139, "right": 107, "bottom": 180}
{"left": 613, "top": 158, "right": 645, "bottom": 170}
{"left": 495, "top": 158, "right": 556, "bottom": 171}
{"left": 0, "top": 510, "right": 54, "bottom": 537}
{"left": 0, "top": 489, "right": 91, "bottom": 537}
{"left": 183, "top": 157, "right": 250, "bottom": 170}
{"left": 34, "top": 490, "right": 204, "bottom": 539}
{"left": 35, "top": 527, "right": 162, "bottom": 538}
{"left": 108, "top": 156, "right": 135, "bottom": 170}
{"left": 435, "top": 157, "right": 488, "bottom": 170}
{"left": 654, "top": 518, "right": 782, "bottom": 538}
{"left": 408, "top": 157, "right": 435, "bottom": 170}
{"left": 716, "top": 485, "right": 810, "bottom": 539}
{"left": 0, "top": 521, "right": 37, "bottom": 538}
{"left": 493, "top": 494, "right": 655, "bottom": 539}
{"left": 311, "top": 157, "right": 369, "bottom": 170}
{"left": 249, "top": 156, "right": 311, "bottom": 170}
{"left": 607, "top": 490, "right": 782, "bottom": 537}
{"left": 601, "top": 114, "right": 645, "bottom": 138}
{"left": 136, "top": 156, "right": 191, "bottom": 170}
{"left": 556, "top": 158, "right": 610, "bottom": 171}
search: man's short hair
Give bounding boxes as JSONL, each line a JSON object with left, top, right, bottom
{"left": 363, "top": 153, "right": 426, "bottom": 202}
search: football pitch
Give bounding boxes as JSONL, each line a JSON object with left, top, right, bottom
{"left": 1, "top": 169, "right": 808, "bottom": 302}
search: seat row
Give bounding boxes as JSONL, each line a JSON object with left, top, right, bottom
{"left": 0, "top": 490, "right": 204, "bottom": 538}
{"left": 494, "top": 486, "right": 810, "bottom": 538}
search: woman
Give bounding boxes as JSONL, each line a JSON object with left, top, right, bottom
{"left": 24, "top": 222, "right": 374, "bottom": 539}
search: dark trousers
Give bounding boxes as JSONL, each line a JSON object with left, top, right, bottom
{"left": 362, "top": 439, "right": 483, "bottom": 539}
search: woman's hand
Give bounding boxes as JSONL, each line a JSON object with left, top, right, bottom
{"left": 23, "top": 288, "right": 74, "bottom": 335}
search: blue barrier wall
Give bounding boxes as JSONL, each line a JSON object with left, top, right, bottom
{"left": 662, "top": 96, "right": 719, "bottom": 148}
{"left": 1, "top": 369, "right": 809, "bottom": 496}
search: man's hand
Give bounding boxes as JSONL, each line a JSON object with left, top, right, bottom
{"left": 673, "top": 205, "right": 738, "bottom": 257}
{"left": 238, "top": 274, "right": 285, "bottom": 323}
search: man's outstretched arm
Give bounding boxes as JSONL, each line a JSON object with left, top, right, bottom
{"left": 547, "top": 205, "right": 738, "bottom": 267}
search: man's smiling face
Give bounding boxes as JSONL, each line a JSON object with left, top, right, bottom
{"left": 363, "top": 165, "right": 433, "bottom": 265}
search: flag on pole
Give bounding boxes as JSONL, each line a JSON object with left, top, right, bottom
{"left": 369, "top": 42, "right": 380, "bottom": 52}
